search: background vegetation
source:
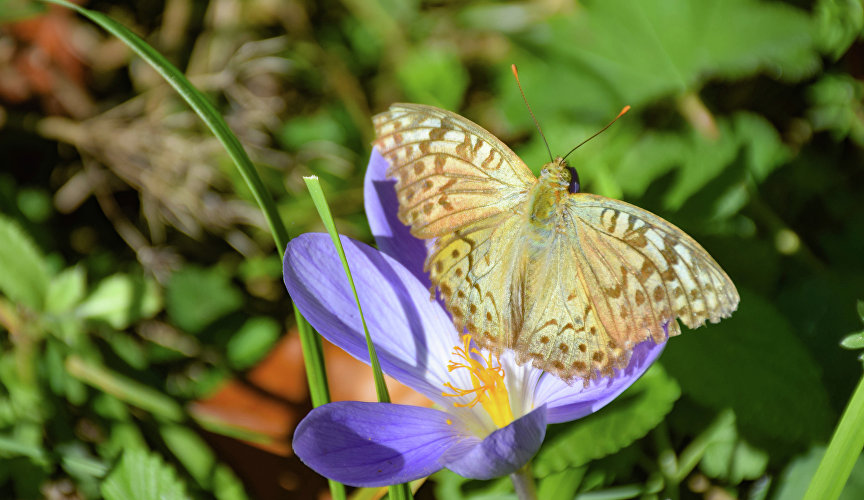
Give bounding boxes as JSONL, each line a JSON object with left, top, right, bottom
{"left": 1, "top": 0, "right": 863, "bottom": 498}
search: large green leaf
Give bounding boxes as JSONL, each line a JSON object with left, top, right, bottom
{"left": 0, "top": 214, "right": 51, "bottom": 310}
{"left": 662, "top": 290, "right": 835, "bottom": 451}
{"left": 101, "top": 448, "right": 189, "bottom": 500}
{"left": 534, "top": 363, "right": 681, "bottom": 477}
{"left": 546, "top": 0, "right": 818, "bottom": 111}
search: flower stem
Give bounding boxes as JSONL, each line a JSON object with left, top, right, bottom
{"left": 510, "top": 463, "right": 538, "bottom": 500}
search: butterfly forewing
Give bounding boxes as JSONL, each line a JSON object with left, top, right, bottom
{"left": 372, "top": 104, "right": 535, "bottom": 238}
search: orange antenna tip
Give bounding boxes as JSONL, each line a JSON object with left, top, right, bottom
{"left": 562, "top": 105, "right": 631, "bottom": 161}
{"left": 511, "top": 64, "right": 520, "bottom": 80}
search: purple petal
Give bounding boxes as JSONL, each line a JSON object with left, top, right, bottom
{"left": 536, "top": 338, "right": 666, "bottom": 424}
{"left": 363, "top": 149, "right": 430, "bottom": 288}
{"left": 283, "top": 233, "right": 461, "bottom": 401}
{"left": 293, "top": 401, "right": 467, "bottom": 487}
{"left": 442, "top": 406, "right": 547, "bottom": 479}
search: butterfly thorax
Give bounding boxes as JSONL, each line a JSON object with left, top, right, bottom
{"left": 527, "top": 157, "right": 571, "bottom": 236}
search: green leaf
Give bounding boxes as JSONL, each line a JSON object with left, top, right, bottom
{"left": 227, "top": 317, "right": 281, "bottom": 370}
{"left": 545, "top": 0, "right": 819, "bottom": 109}
{"left": 76, "top": 273, "right": 162, "bottom": 329}
{"left": 661, "top": 290, "right": 835, "bottom": 451}
{"left": 774, "top": 445, "right": 864, "bottom": 500}
{"left": 396, "top": 46, "right": 469, "bottom": 110}
{"left": 534, "top": 363, "right": 681, "bottom": 477}
{"left": 0, "top": 214, "right": 51, "bottom": 310}
{"left": 840, "top": 332, "right": 864, "bottom": 350}
{"left": 815, "top": 0, "right": 864, "bottom": 60}
{"left": 808, "top": 73, "right": 864, "bottom": 147}
{"left": 101, "top": 448, "right": 189, "bottom": 500}
{"left": 699, "top": 412, "right": 768, "bottom": 484}
{"left": 165, "top": 265, "right": 243, "bottom": 334}
{"left": 212, "top": 465, "right": 250, "bottom": 500}
{"left": 160, "top": 424, "right": 215, "bottom": 488}
{"left": 159, "top": 424, "right": 250, "bottom": 499}
{"left": 45, "top": 265, "right": 86, "bottom": 314}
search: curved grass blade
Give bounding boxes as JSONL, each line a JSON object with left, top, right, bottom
{"left": 803, "top": 374, "right": 864, "bottom": 500}
{"left": 41, "top": 2, "right": 342, "bottom": 498}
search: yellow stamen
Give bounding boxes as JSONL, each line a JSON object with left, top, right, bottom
{"left": 442, "top": 334, "right": 514, "bottom": 428}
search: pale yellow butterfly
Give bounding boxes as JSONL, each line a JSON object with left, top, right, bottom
{"left": 372, "top": 99, "right": 739, "bottom": 382}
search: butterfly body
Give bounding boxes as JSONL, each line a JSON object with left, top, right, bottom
{"left": 373, "top": 103, "right": 739, "bottom": 382}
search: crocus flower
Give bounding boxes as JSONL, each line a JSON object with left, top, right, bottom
{"left": 282, "top": 149, "right": 666, "bottom": 487}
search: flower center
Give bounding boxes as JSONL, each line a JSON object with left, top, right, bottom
{"left": 442, "top": 334, "right": 514, "bottom": 428}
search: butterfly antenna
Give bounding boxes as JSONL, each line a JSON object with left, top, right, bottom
{"left": 562, "top": 105, "right": 631, "bottom": 161}
{"left": 512, "top": 64, "right": 554, "bottom": 163}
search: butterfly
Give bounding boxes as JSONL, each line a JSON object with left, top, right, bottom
{"left": 372, "top": 103, "right": 739, "bottom": 382}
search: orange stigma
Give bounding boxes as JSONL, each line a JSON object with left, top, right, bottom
{"left": 442, "top": 334, "right": 514, "bottom": 428}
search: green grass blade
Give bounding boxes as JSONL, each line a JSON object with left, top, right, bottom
{"left": 803, "top": 374, "right": 864, "bottom": 500}
{"left": 303, "top": 176, "right": 390, "bottom": 403}
{"left": 40, "top": 2, "right": 341, "bottom": 497}
{"left": 304, "top": 176, "right": 412, "bottom": 500}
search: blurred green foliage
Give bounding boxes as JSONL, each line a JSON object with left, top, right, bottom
{"left": 1, "top": 0, "right": 864, "bottom": 498}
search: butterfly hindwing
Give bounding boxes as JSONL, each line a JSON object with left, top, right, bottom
{"left": 427, "top": 212, "right": 525, "bottom": 348}
{"left": 566, "top": 194, "right": 738, "bottom": 351}
{"left": 373, "top": 103, "right": 535, "bottom": 238}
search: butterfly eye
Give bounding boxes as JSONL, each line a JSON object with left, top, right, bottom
{"left": 566, "top": 166, "right": 580, "bottom": 193}
{"left": 541, "top": 167, "right": 548, "bottom": 176}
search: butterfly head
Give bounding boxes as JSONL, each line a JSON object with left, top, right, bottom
{"left": 540, "top": 157, "right": 581, "bottom": 194}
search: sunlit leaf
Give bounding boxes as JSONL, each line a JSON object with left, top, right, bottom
{"left": 0, "top": 214, "right": 51, "bottom": 310}
{"left": 76, "top": 273, "right": 162, "bottom": 329}
{"left": 45, "top": 265, "right": 86, "bottom": 314}
{"left": 101, "top": 448, "right": 189, "bottom": 500}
